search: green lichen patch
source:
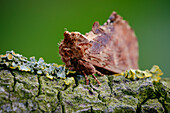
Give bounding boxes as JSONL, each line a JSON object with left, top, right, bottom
{"left": 141, "top": 99, "right": 165, "bottom": 113}
{"left": 61, "top": 83, "right": 105, "bottom": 112}
{"left": 0, "top": 50, "right": 73, "bottom": 81}
{"left": 35, "top": 94, "right": 59, "bottom": 112}
{"left": 0, "top": 70, "right": 14, "bottom": 106}
{"left": 12, "top": 70, "right": 39, "bottom": 97}
{"left": 106, "top": 75, "right": 169, "bottom": 112}
{"left": 107, "top": 104, "right": 136, "bottom": 113}
{"left": 119, "top": 95, "right": 138, "bottom": 107}
{"left": 154, "top": 79, "right": 170, "bottom": 112}
{"left": 26, "top": 98, "right": 41, "bottom": 112}
{"left": 34, "top": 76, "right": 64, "bottom": 112}
{"left": 136, "top": 81, "right": 155, "bottom": 104}
{"left": 0, "top": 70, "right": 14, "bottom": 92}
{"left": 93, "top": 75, "right": 111, "bottom": 103}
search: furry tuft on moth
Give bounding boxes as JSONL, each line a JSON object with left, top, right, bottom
{"left": 59, "top": 12, "right": 163, "bottom": 85}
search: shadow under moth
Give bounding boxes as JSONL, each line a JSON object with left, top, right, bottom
{"left": 59, "top": 12, "right": 139, "bottom": 85}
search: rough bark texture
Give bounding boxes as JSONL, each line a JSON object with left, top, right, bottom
{"left": 0, "top": 66, "right": 169, "bottom": 113}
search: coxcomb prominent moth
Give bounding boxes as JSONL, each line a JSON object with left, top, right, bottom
{"left": 59, "top": 12, "right": 138, "bottom": 85}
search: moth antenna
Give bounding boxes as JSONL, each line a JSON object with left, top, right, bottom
{"left": 57, "top": 42, "right": 61, "bottom": 46}
{"left": 92, "top": 74, "right": 101, "bottom": 85}
{"left": 64, "top": 28, "right": 68, "bottom": 31}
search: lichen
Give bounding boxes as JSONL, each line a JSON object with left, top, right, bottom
{"left": 0, "top": 50, "right": 75, "bottom": 84}
{"left": 114, "top": 65, "right": 163, "bottom": 83}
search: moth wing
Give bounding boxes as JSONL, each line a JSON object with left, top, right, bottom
{"left": 85, "top": 12, "right": 138, "bottom": 74}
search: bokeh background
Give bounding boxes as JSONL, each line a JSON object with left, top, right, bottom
{"left": 0, "top": 0, "right": 170, "bottom": 78}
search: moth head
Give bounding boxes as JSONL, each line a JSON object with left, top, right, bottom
{"left": 63, "top": 31, "right": 88, "bottom": 44}
{"left": 59, "top": 31, "right": 92, "bottom": 67}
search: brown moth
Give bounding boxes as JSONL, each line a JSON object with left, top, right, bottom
{"left": 59, "top": 12, "right": 138, "bottom": 85}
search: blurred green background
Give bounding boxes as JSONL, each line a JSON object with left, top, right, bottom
{"left": 0, "top": 0, "right": 170, "bottom": 78}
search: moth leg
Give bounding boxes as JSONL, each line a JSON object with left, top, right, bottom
{"left": 96, "top": 70, "right": 105, "bottom": 76}
{"left": 92, "top": 74, "right": 101, "bottom": 85}
{"left": 82, "top": 71, "right": 89, "bottom": 85}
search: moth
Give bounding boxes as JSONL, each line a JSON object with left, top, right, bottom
{"left": 59, "top": 12, "right": 138, "bottom": 85}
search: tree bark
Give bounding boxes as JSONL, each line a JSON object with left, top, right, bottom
{"left": 0, "top": 66, "right": 169, "bottom": 113}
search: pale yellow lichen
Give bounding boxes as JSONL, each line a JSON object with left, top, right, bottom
{"left": 7, "top": 54, "right": 13, "bottom": 60}
{"left": 64, "top": 77, "right": 75, "bottom": 85}
{"left": 46, "top": 73, "right": 54, "bottom": 80}
{"left": 115, "top": 65, "right": 163, "bottom": 82}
